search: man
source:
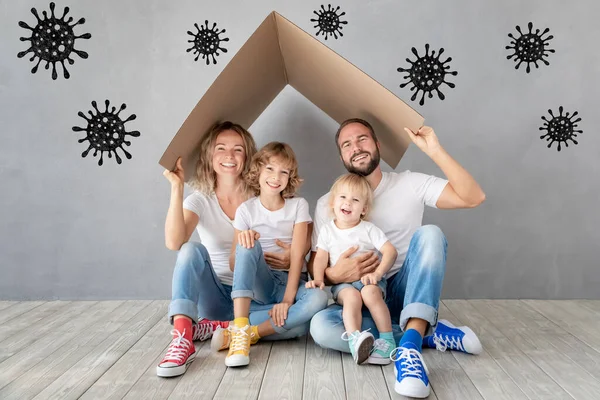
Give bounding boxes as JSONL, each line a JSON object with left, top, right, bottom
{"left": 308, "top": 118, "right": 485, "bottom": 398}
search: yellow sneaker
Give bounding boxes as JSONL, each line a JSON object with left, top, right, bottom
{"left": 225, "top": 325, "right": 251, "bottom": 367}
{"left": 211, "top": 326, "right": 259, "bottom": 352}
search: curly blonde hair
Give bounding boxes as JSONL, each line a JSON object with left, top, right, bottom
{"left": 328, "top": 173, "right": 374, "bottom": 219}
{"left": 188, "top": 121, "right": 257, "bottom": 195}
{"left": 246, "top": 142, "right": 303, "bottom": 199}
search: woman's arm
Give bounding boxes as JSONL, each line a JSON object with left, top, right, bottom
{"left": 282, "top": 222, "right": 309, "bottom": 304}
{"left": 163, "top": 158, "right": 198, "bottom": 250}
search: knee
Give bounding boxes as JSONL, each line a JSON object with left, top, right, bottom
{"left": 175, "top": 242, "right": 209, "bottom": 272}
{"left": 343, "top": 289, "right": 363, "bottom": 307}
{"left": 415, "top": 225, "right": 446, "bottom": 247}
{"left": 304, "top": 288, "right": 329, "bottom": 315}
{"left": 235, "top": 241, "right": 263, "bottom": 259}
{"left": 361, "top": 285, "right": 382, "bottom": 305}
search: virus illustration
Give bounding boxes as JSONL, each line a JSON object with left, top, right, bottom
{"left": 72, "top": 100, "right": 141, "bottom": 166}
{"left": 186, "top": 20, "right": 229, "bottom": 65}
{"left": 539, "top": 106, "right": 582, "bottom": 151}
{"left": 17, "top": 2, "right": 91, "bottom": 80}
{"left": 311, "top": 4, "right": 348, "bottom": 40}
{"left": 397, "top": 44, "right": 458, "bottom": 106}
{"left": 506, "top": 22, "right": 554, "bottom": 73}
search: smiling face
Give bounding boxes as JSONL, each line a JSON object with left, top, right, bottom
{"left": 337, "top": 122, "right": 381, "bottom": 177}
{"left": 331, "top": 185, "right": 368, "bottom": 225}
{"left": 211, "top": 129, "right": 246, "bottom": 178}
{"left": 258, "top": 156, "right": 290, "bottom": 196}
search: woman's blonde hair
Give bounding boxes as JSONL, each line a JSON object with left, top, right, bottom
{"left": 328, "top": 173, "right": 374, "bottom": 219}
{"left": 188, "top": 121, "right": 257, "bottom": 195}
{"left": 246, "top": 142, "right": 303, "bottom": 199}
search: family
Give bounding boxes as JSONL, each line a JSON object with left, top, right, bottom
{"left": 158, "top": 118, "right": 485, "bottom": 398}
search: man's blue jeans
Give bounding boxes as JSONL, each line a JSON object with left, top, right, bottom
{"left": 309, "top": 225, "right": 447, "bottom": 352}
{"left": 168, "top": 241, "right": 328, "bottom": 340}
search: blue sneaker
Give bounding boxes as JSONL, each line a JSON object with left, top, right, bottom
{"left": 391, "top": 346, "right": 430, "bottom": 398}
{"left": 424, "top": 319, "right": 482, "bottom": 355}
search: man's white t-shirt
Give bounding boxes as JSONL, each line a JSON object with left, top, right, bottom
{"left": 317, "top": 220, "right": 389, "bottom": 267}
{"left": 312, "top": 171, "right": 448, "bottom": 277}
{"left": 183, "top": 191, "right": 236, "bottom": 286}
{"left": 234, "top": 197, "right": 312, "bottom": 270}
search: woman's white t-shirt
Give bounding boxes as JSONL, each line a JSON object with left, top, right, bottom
{"left": 183, "top": 191, "right": 236, "bottom": 286}
{"left": 233, "top": 196, "right": 312, "bottom": 270}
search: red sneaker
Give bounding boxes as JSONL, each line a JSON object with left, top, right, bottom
{"left": 156, "top": 329, "right": 196, "bottom": 377}
{"left": 192, "top": 318, "right": 229, "bottom": 341}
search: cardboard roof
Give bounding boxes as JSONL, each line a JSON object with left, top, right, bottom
{"left": 159, "top": 11, "right": 424, "bottom": 180}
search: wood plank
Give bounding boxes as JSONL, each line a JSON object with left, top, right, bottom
{"left": 32, "top": 300, "right": 167, "bottom": 400}
{"left": 471, "top": 300, "right": 600, "bottom": 399}
{"left": 0, "top": 301, "right": 147, "bottom": 399}
{"left": 0, "top": 301, "right": 70, "bottom": 342}
{"left": 444, "top": 300, "right": 572, "bottom": 400}
{"left": 342, "top": 353, "right": 390, "bottom": 400}
{"left": 121, "top": 341, "right": 190, "bottom": 400}
{"left": 0, "top": 302, "right": 45, "bottom": 325}
{"left": 167, "top": 335, "right": 229, "bottom": 399}
{"left": 524, "top": 300, "right": 600, "bottom": 353}
{"left": 0, "top": 302, "right": 18, "bottom": 312}
{"left": 0, "top": 301, "right": 94, "bottom": 363}
{"left": 258, "top": 336, "right": 307, "bottom": 400}
{"left": 212, "top": 341, "right": 273, "bottom": 400}
{"left": 302, "top": 335, "right": 345, "bottom": 400}
{"left": 78, "top": 310, "right": 171, "bottom": 400}
{"left": 0, "top": 301, "right": 122, "bottom": 390}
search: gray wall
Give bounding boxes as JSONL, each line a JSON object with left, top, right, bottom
{"left": 1, "top": 0, "right": 598, "bottom": 300}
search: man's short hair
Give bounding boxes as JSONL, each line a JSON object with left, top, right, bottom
{"left": 334, "top": 118, "right": 379, "bottom": 150}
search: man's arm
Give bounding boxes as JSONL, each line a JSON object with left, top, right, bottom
{"left": 308, "top": 247, "right": 379, "bottom": 285}
{"left": 404, "top": 126, "right": 486, "bottom": 209}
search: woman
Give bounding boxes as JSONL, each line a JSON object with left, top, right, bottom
{"left": 156, "top": 121, "right": 325, "bottom": 377}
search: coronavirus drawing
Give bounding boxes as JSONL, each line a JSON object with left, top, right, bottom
{"left": 397, "top": 44, "right": 458, "bottom": 106}
{"left": 186, "top": 20, "right": 229, "bottom": 65}
{"left": 506, "top": 22, "right": 554, "bottom": 73}
{"left": 17, "top": 2, "right": 91, "bottom": 80}
{"left": 73, "top": 100, "right": 141, "bottom": 166}
{"left": 539, "top": 106, "right": 582, "bottom": 151}
{"left": 311, "top": 4, "right": 347, "bottom": 40}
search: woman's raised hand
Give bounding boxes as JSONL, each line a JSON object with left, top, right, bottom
{"left": 163, "top": 157, "right": 185, "bottom": 187}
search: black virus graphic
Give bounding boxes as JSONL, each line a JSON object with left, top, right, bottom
{"left": 73, "top": 101, "right": 141, "bottom": 166}
{"left": 17, "top": 2, "right": 91, "bottom": 80}
{"left": 539, "top": 106, "right": 582, "bottom": 151}
{"left": 506, "top": 22, "right": 554, "bottom": 73}
{"left": 186, "top": 21, "right": 229, "bottom": 65}
{"left": 397, "top": 44, "right": 458, "bottom": 106}
{"left": 311, "top": 4, "right": 348, "bottom": 40}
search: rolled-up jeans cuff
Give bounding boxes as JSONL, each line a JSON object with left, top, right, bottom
{"left": 168, "top": 299, "right": 199, "bottom": 325}
{"left": 399, "top": 302, "right": 438, "bottom": 337}
{"left": 231, "top": 289, "right": 254, "bottom": 300}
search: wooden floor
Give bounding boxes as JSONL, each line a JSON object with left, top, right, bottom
{"left": 0, "top": 300, "right": 599, "bottom": 399}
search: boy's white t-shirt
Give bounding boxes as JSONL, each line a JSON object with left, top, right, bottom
{"left": 317, "top": 220, "right": 389, "bottom": 267}
{"left": 312, "top": 170, "right": 448, "bottom": 277}
{"left": 233, "top": 196, "right": 312, "bottom": 270}
{"left": 183, "top": 191, "right": 236, "bottom": 286}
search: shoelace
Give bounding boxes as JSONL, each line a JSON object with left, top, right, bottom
{"left": 229, "top": 325, "right": 250, "bottom": 353}
{"left": 390, "top": 347, "right": 428, "bottom": 378}
{"left": 432, "top": 333, "right": 464, "bottom": 352}
{"left": 340, "top": 328, "right": 371, "bottom": 342}
{"left": 163, "top": 329, "right": 192, "bottom": 363}
{"left": 371, "top": 338, "right": 391, "bottom": 355}
{"left": 193, "top": 320, "right": 216, "bottom": 341}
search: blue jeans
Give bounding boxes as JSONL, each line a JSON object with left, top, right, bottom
{"left": 232, "top": 242, "right": 329, "bottom": 336}
{"left": 310, "top": 225, "right": 447, "bottom": 353}
{"left": 168, "top": 242, "right": 327, "bottom": 340}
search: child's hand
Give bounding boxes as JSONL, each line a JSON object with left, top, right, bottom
{"left": 306, "top": 280, "right": 325, "bottom": 290}
{"left": 238, "top": 230, "right": 260, "bottom": 248}
{"left": 269, "top": 302, "right": 291, "bottom": 327}
{"left": 361, "top": 272, "right": 381, "bottom": 286}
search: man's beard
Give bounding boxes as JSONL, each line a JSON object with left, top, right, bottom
{"left": 343, "top": 150, "right": 380, "bottom": 177}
